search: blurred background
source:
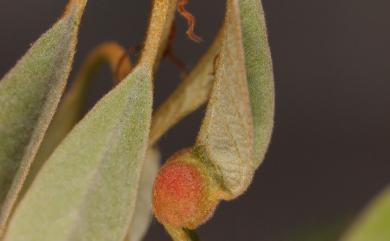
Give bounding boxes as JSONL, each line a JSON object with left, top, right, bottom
{"left": 0, "top": 0, "right": 389, "bottom": 240}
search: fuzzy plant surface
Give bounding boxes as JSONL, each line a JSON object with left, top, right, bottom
{"left": 0, "top": 0, "right": 388, "bottom": 241}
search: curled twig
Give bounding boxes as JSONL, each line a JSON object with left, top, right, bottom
{"left": 178, "top": 0, "right": 202, "bottom": 42}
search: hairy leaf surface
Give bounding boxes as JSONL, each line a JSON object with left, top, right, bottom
{"left": 4, "top": 66, "right": 153, "bottom": 241}
{"left": 22, "top": 42, "right": 131, "bottom": 196}
{"left": 5, "top": 0, "right": 178, "bottom": 239}
{"left": 196, "top": 0, "right": 255, "bottom": 199}
{"left": 0, "top": 0, "right": 87, "bottom": 233}
{"left": 126, "top": 148, "right": 160, "bottom": 241}
{"left": 240, "top": 0, "right": 274, "bottom": 167}
{"left": 153, "top": 0, "right": 274, "bottom": 169}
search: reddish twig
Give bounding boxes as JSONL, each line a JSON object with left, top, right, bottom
{"left": 177, "top": 0, "right": 202, "bottom": 43}
{"left": 164, "top": 24, "right": 189, "bottom": 75}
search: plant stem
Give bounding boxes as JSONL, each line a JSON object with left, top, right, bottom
{"left": 184, "top": 229, "right": 201, "bottom": 241}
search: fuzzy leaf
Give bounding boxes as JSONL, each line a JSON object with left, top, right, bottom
{"left": 21, "top": 42, "right": 131, "bottom": 197}
{"left": 196, "top": 0, "right": 255, "bottom": 199}
{"left": 5, "top": 0, "right": 178, "bottom": 239}
{"left": 152, "top": 0, "right": 274, "bottom": 168}
{"left": 341, "top": 187, "right": 390, "bottom": 241}
{"left": 0, "top": 0, "right": 87, "bottom": 234}
{"left": 150, "top": 32, "right": 222, "bottom": 145}
{"left": 3, "top": 66, "right": 153, "bottom": 241}
{"left": 239, "top": 0, "right": 274, "bottom": 167}
{"left": 126, "top": 148, "right": 160, "bottom": 241}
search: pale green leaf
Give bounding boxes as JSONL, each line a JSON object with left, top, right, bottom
{"left": 239, "top": 0, "right": 275, "bottom": 167}
{"left": 152, "top": 0, "right": 275, "bottom": 169}
{"left": 341, "top": 187, "right": 390, "bottom": 241}
{"left": 4, "top": 0, "right": 179, "bottom": 239}
{"left": 21, "top": 42, "right": 131, "bottom": 198}
{"left": 3, "top": 66, "right": 153, "bottom": 241}
{"left": 0, "top": 0, "right": 87, "bottom": 234}
{"left": 196, "top": 0, "right": 255, "bottom": 199}
{"left": 125, "top": 148, "right": 160, "bottom": 241}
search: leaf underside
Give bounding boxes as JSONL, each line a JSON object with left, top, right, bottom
{"left": 154, "top": 0, "right": 275, "bottom": 175}
{"left": 4, "top": 66, "right": 153, "bottom": 241}
{"left": 4, "top": 0, "right": 179, "bottom": 238}
{"left": 0, "top": 0, "right": 87, "bottom": 234}
{"left": 20, "top": 42, "right": 131, "bottom": 200}
{"left": 126, "top": 148, "right": 160, "bottom": 241}
{"left": 196, "top": 0, "right": 255, "bottom": 199}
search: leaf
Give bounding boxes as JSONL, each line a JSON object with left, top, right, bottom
{"left": 0, "top": 0, "right": 87, "bottom": 234}
{"left": 195, "top": 0, "right": 255, "bottom": 199}
{"left": 239, "top": 0, "right": 274, "bottom": 167}
{"left": 4, "top": 0, "right": 178, "bottom": 239}
{"left": 3, "top": 66, "right": 153, "bottom": 241}
{"left": 150, "top": 31, "right": 222, "bottom": 145}
{"left": 22, "top": 41, "right": 158, "bottom": 241}
{"left": 21, "top": 42, "right": 132, "bottom": 198}
{"left": 125, "top": 148, "right": 160, "bottom": 241}
{"left": 341, "top": 187, "right": 390, "bottom": 241}
{"left": 152, "top": 0, "right": 275, "bottom": 169}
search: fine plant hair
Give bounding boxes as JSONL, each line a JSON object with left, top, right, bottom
{"left": 0, "top": 1, "right": 389, "bottom": 241}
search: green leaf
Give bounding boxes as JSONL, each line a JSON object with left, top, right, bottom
{"left": 0, "top": 0, "right": 87, "bottom": 234}
{"left": 152, "top": 0, "right": 275, "bottom": 169}
{"left": 150, "top": 32, "right": 222, "bottom": 145}
{"left": 3, "top": 66, "right": 153, "bottom": 241}
{"left": 341, "top": 187, "right": 390, "bottom": 241}
{"left": 4, "top": 0, "right": 179, "bottom": 239}
{"left": 196, "top": 0, "right": 255, "bottom": 199}
{"left": 125, "top": 148, "right": 160, "bottom": 241}
{"left": 239, "top": 0, "right": 274, "bottom": 167}
{"left": 21, "top": 42, "right": 132, "bottom": 198}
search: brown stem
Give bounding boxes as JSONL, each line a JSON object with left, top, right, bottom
{"left": 163, "top": 23, "right": 189, "bottom": 74}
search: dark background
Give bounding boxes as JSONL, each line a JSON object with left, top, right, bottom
{"left": 1, "top": 0, "right": 389, "bottom": 240}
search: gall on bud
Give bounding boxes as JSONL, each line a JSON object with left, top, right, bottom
{"left": 152, "top": 149, "right": 220, "bottom": 229}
